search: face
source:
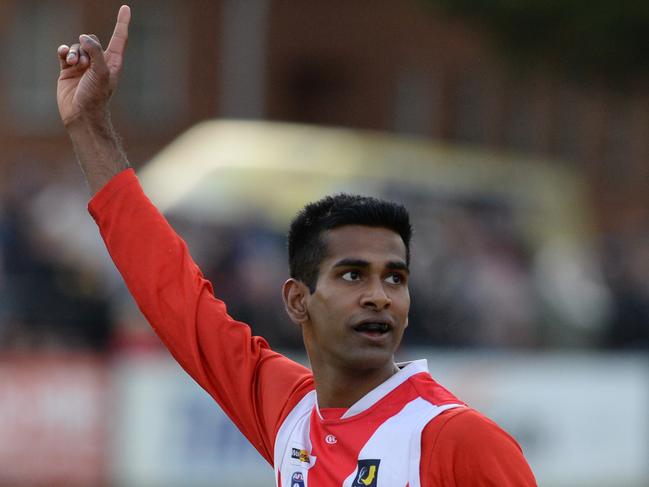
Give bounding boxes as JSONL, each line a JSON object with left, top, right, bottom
{"left": 301, "top": 225, "right": 410, "bottom": 373}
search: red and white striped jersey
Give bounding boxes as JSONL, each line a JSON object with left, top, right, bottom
{"left": 274, "top": 360, "right": 462, "bottom": 487}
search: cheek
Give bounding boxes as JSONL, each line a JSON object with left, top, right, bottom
{"left": 394, "top": 291, "right": 410, "bottom": 318}
{"left": 308, "top": 290, "right": 354, "bottom": 336}
{"left": 307, "top": 293, "right": 335, "bottom": 328}
{"left": 312, "top": 285, "right": 349, "bottom": 313}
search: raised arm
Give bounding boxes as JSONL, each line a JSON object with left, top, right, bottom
{"left": 56, "top": 5, "right": 132, "bottom": 194}
{"left": 55, "top": 6, "right": 314, "bottom": 463}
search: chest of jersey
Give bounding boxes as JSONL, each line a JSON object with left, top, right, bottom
{"left": 274, "top": 380, "right": 460, "bottom": 487}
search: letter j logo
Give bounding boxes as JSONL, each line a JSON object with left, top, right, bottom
{"left": 352, "top": 459, "right": 380, "bottom": 487}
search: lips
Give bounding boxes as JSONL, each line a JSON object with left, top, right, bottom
{"left": 353, "top": 322, "right": 390, "bottom": 333}
{"left": 352, "top": 318, "right": 393, "bottom": 336}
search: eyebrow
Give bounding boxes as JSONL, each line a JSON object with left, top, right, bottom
{"left": 332, "top": 258, "right": 410, "bottom": 274}
{"left": 386, "top": 261, "right": 410, "bottom": 274}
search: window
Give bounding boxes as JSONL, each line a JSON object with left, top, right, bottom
{"left": 3, "top": 1, "right": 81, "bottom": 134}
{"left": 113, "top": 0, "right": 188, "bottom": 128}
{"left": 393, "top": 68, "right": 437, "bottom": 136}
{"left": 454, "top": 73, "right": 489, "bottom": 144}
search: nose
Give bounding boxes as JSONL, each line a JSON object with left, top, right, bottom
{"left": 360, "top": 277, "right": 391, "bottom": 310}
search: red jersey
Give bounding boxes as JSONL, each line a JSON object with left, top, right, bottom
{"left": 89, "top": 169, "right": 536, "bottom": 486}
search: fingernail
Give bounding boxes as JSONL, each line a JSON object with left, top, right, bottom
{"left": 67, "top": 53, "right": 76, "bottom": 61}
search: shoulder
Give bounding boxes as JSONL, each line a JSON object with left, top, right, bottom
{"left": 421, "top": 407, "right": 537, "bottom": 486}
{"left": 426, "top": 407, "right": 521, "bottom": 450}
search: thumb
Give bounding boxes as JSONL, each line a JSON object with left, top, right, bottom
{"left": 79, "top": 34, "right": 108, "bottom": 73}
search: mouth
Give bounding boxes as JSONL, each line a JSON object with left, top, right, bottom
{"left": 352, "top": 320, "right": 392, "bottom": 338}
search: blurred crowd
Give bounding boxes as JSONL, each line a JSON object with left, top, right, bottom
{"left": 1, "top": 164, "right": 648, "bottom": 354}
{"left": 0, "top": 165, "right": 112, "bottom": 350}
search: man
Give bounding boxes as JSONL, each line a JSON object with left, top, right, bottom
{"left": 57, "top": 6, "right": 536, "bottom": 486}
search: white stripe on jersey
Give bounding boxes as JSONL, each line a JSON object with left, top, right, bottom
{"left": 341, "top": 398, "right": 460, "bottom": 487}
{"left": 274, "top": 390, "right": 318, "bottom": 484}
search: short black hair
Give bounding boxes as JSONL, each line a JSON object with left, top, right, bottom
{"left": 288, "top": 194, "right": 412, "bottom": 292}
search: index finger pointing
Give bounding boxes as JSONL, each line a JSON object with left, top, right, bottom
{"left": 106, "top": 5, "right": 131, "bottom": 57}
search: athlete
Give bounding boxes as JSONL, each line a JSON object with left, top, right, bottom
{"left": 57, "top": 6, "right": 536, "bottom": 486}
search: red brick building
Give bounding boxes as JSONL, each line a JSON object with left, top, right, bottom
{"left": 1, "top": 0, "right": 647, "bottom": 232}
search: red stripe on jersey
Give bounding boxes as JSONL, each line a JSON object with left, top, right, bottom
{"left": 409, "top": 371, "right": 463, "bottom": 406}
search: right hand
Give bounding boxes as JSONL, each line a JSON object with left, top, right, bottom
{"left": 56, "top": 5, "right": 131, "bottom": 127}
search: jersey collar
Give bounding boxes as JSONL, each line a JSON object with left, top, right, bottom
{"left": 316, "top": 359, "right": 429, "bottom": 420}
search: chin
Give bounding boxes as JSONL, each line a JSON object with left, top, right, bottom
{"left": 343, "top": 348, "right": 395, "bottom": 372}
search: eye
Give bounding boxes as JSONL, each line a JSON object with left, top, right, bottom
{"left": 342, "top": 270, "right": 361, "bottom": 282}
{"left": 385, "top": 273, "right": 404, "bottom": 285}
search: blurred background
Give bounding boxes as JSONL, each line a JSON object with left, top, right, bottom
{"left": 0, "top": 0, "right": 648, "bottom": 485}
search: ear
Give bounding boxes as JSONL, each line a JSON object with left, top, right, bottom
{"left": 282, "top": 278, "right": 310, "bottom": 325}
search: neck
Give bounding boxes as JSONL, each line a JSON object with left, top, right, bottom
{"left": 312, "top": 360, "right": 400, "bottom": 409}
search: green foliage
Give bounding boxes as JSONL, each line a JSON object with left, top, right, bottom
{"left": 422, "top": 0, "right": 649, "bottom": 83}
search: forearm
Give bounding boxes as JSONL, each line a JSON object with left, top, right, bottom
{"left": 67, "top": 114, "right": 130, "bottom": 195}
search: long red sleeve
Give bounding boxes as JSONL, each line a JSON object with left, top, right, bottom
{"left": 88, "top": 169, "right": 314, "bottom": 464}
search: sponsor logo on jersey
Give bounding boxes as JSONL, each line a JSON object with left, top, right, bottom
{"left": 291, "top": 447, "right": 311, "bottom": 465}
{"left": 291, "top": 471, "right": 305, "bottom": 487}
{"left": 352, "top": 459, "right": 380, "bottom": 487}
